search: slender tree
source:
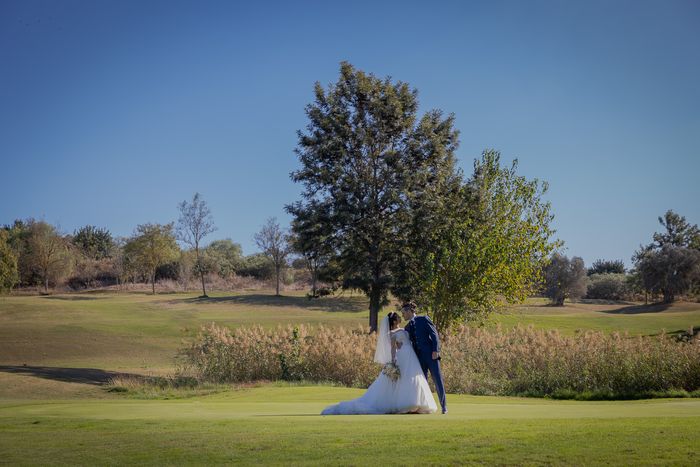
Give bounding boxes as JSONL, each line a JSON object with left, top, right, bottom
{"left": 254, "top": 217, "right": 289, "bottom": 296}
{"left": 177, "top": 193, "right": 217, "bottom": 297}
{"left": 287, "top": 62, "right": 460, "bottom": 331}
{"left": 124, "top": 223, "right": 179, "bottom": 294}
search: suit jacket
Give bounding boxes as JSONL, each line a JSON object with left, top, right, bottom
{"left": 405, "top": 315, "right": 440, "bottom": 355}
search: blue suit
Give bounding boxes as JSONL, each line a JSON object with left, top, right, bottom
{"left": 405, "top": 315, "right": 446, "bottom": 412}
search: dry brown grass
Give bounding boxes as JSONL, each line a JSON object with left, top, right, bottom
{"left": 183, "top": 323, "right": 700, "bottom": 399}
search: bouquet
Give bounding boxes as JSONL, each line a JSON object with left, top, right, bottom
{"left": 382, "top": 362, "right": 401, "bottom": 382}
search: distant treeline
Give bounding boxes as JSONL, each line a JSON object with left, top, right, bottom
{"left": 541, "top": 210, "right": 700, "bottom": 304}
{"left": 0, "top": 216, "right": 304, "bottom": 295}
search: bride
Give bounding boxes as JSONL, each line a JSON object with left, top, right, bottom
{"left": 321, "top": 312, "right": 437, "bottom": 415}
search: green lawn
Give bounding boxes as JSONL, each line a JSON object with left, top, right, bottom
{"left": 491, "top": 298, "right": 700, "bottom": 335}
{"left": 0, "top": 290, "right": 368, "bottom": 370}
{"left": 1, "top": 386, "right": 699, "bottom": 465}
{"left": 1, "top": 291, "right": 699, "bottom": 464}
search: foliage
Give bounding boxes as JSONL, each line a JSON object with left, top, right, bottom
{"left": 183, "top": 323, "right": 700, "bottom": 398}
{"left": 177, "top": 193, "right": 217, "bottom": 297}
{"left": 586, "top": 273, "right": 630, "bottom": 301}
{"left": 123, "top": 223, "right": 180, "bottom": 294}
{"left": 288, "top": 203, "right": 338, "bottom": 298}
{"left": 237, "top": 253, "right": 274, "bottom": 279}
{"left": 254, "top": 217, "right": 289, "bottom": 296}
{"left": 588, "top": 259, "right": 625, "bottom": 275}
{"left": 25, "top": 220, "right": 73, "bottom": 292}
{"left": 403, "top": 150, "right": 557, "bottom": 330}
{"left": 66, "top": 258, "right": 118, "bottom": 289}
{"left": 651, "top": 210, "right": 700, "bottom": 250}
{"left": 287, "top": 61, "right": 460, "bottom": 331}
{"left": 0, "top": 229, "right": 19, "bottom": 292}
{"left": 206, "top": 239, "right": 244, "bottom": 278}
{"left": 634, "top": 246, "right": 700, "bottom": 303}
{"left": 2, "top": 220, "right": 32, "bottom": 287}
{"left": 543, "top": 253, "right": 587, "bottom": 305}
{"left": 72, "top": 225, "right": 114, "bottom": 260}
{"left": 634, "top": 210, "right": 700, "bottom": 303}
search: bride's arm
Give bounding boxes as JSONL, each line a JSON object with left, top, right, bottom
{"left": 391, "top": 335, "right": 397, "bottom": 363}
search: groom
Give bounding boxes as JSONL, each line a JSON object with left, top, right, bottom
{"left": 401, "top": 301, "right": 447, "bottom": 414}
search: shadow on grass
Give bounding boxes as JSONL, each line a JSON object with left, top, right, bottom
{"left": 40, "top": 295, "right": 104, "bottom": 301}
{"left": 602, "top": 302, "right": 673, "bottom": 315}
{"left": 0, "top": 365, "right": 144, "bottom": 385}
{"left": 176, "top": 294, "right": 368, "bottom": 313}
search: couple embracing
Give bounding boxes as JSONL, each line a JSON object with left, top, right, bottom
{"left": 322, "top": 301, "right": 447, "bottom": 415}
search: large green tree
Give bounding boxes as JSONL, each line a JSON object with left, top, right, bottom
{"left": 287, "top": 62, "right": 459, "bottom": 331}
{"left": 124, "top": 223, "right": 179, "bottom": 294}
{"left": 402, "top": 151, "right": 557, "bottom": 329}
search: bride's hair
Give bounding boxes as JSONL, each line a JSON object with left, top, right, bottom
{"left": 387, "top": 312, "right": 400, "bottom": 329}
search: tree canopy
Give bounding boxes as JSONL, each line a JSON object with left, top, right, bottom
{"left": 287, "top": 61, "right": 460, "bottom": 331}
{"left": 402, "top": 151, "right": 557, "bottom": 329}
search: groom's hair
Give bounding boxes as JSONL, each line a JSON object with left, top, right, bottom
{"left": 401, "top": 301, "right": 417, "bottom": 313}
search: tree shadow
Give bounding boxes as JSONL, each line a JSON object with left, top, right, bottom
{"left": 576, "top": 299, "right": 637, "bottom": 306}
{"left": 41, "top": 295, "right": 104, "bottom": 301}
{"left": 0, "top": 365, "right": 143, "bottom": 385}
{"left": 602, "top": 302, "right": 673, "bottom": 315}
{"left": 176, "top": 294, "right": 367, "bottom": 313}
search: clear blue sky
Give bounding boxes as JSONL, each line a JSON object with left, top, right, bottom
{"left": 1, "top": 0, "right": 698, "bottom": 267}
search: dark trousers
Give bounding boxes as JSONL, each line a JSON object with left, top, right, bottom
{"left": 418, "top": 351, "right": 447, "bottom": 411}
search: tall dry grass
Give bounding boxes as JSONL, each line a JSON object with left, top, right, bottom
{"left": 181, "top": 323, "right": 700, "bottom": 398}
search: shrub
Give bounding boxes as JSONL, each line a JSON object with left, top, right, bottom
{"left": 586, "top": 273, "right": 630, "bottom": 301}
{"left": 182, "top": 323, "right": 700, "bottom": 399}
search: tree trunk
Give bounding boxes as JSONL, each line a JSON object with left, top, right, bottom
{"left": 196, "top": 247, "right": 207, "bottom": 298}
{"left": 152, "top": 271, "right": 156, "bottom": 295}
{"left": 200, "top": 271, "right": 207, "bottom": 298}
{"left": 44, "top": 276, "right": 49, "bottom": 294}
{"left": 369, "top": 286, "right": 381, "bottom": 333}
{"left": 663, "top": 290, "right": 674, "bottom": 303}
{"left": 311, "top": 270, "right": 317, "bottom": 298}
{"left": 275, "top": 265, "right": 281, "bottom": 296}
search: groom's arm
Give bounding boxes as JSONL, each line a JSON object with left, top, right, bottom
{"left": 425, "top": 316, "right": 440, "bottom": 355}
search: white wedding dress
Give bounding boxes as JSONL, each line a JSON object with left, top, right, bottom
{"left": 321, "top": 318, "right": 437, "bottom": 415}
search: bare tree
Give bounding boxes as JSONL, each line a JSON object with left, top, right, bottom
{"left": 177, "top": 193, "right": 217, "bottom": 297}
{"left": 254, "top": 217, "right": 289, "bottom": 296}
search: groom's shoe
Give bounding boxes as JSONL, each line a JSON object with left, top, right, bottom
{"left": 441, "top": 408, "right": 448, "bottom": 414}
